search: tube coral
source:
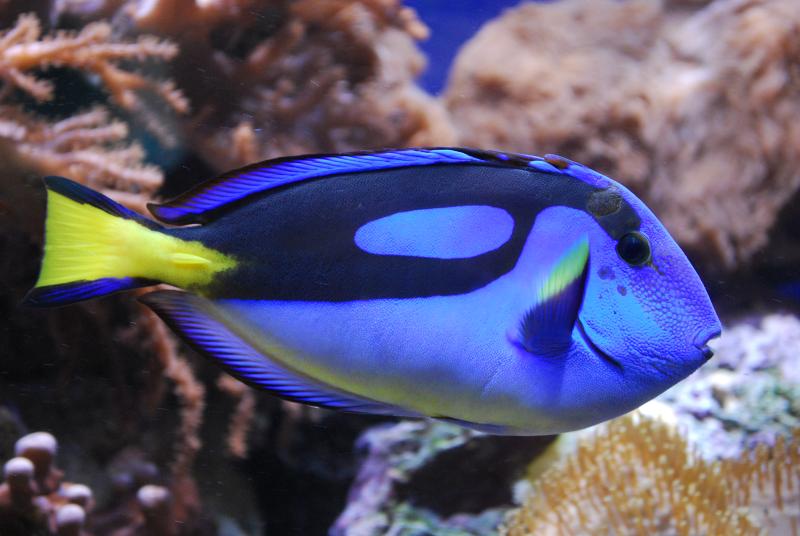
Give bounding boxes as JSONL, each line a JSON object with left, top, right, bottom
{"left": 504, "top": 415, "right": 800, "bottom": 536}
{"left": 0, "top": 430, "right": 215, "bottom": 535}
{"left": 0, "top": 432, "right": 86, "bottom": 535}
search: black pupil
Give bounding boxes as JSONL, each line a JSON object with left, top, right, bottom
{"left": 616, "top": 232, "right": 650, "bottom": 265}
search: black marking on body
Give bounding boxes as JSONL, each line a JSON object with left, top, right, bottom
{"left": 587, "top": 187, "right": 622, "bottom": 217}
{"left": 598, "top": 266, "right": 616, "bottom": 280}
{"left": 170, "top": 163, "right": 642, "bottom": 302}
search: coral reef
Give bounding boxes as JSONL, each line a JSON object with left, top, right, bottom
{"left": 2, "top": 0, "right": 800, "bottom": 533}
{"left": 61, "top": 0, "right": 455, "bottom": 172}
{"left": 0, "top": 3, "right": 459, "bottom": 532}
{"left": 329, "top": 312, "right": 800, "bottom": 535}
{"left": 0, "top": 430, "right": 207, "bottom": 536}
{"left": 0, "top": 13, "right": 186, "bottom": 209}
{"left": 445, "top": 0, "right": 800, "bottom": 270}
{"left": 503, "top": 414, "right": 800, "bottom": 536}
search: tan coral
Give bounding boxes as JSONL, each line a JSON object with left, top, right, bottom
{"left": 0, "top": 14, "right": 187, "bottom": 128}
{"left": 446, "top": 0, "right": 800, "bottom": 270}
{"left": 504, "top": 415, "right": 800, "bottom": 536}
{"left": 0, "top": 13, "right": 188, "bottom": 209}
{"left": 0, "top": 106, "right": 161, "bottom": 211}
{"left": 644, "top": 0, "right": 800, "bottom": 269}
{"left": 445, "top": 0, "right": 660, "bottom": 182}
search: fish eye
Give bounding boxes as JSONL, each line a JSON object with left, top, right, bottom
{"left": 616, "top": 231, "right": 651, "bottom": 266}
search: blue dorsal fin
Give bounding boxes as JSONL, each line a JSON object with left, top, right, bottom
{"left": 139, "top": 290, "right": 419, "bottom": 416}
{"left": 518, "top": 237, "right": 589, "bottom": 356}
{"left": 148, "top": 148, "right": 486, "bottom": 225}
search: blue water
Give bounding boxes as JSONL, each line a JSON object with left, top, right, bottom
{"left": 407, "top": 0, "right": 527, "bottom": 93}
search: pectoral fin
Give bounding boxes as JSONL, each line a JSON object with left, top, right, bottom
{"left": 517, "top": 237, "right": 589, "bottom": 356}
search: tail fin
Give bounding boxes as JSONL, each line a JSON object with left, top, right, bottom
{"left": 24, "top": 177, "right": 237, "bottom": 307}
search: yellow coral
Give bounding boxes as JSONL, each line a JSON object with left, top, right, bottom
{"left": 504, "top": 415, "right": 800, "bottom": 536}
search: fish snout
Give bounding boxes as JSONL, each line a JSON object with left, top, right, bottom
{"left": 693, "top": 325, "right": 722, "bottom": 362}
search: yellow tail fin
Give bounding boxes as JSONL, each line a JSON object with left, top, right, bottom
{"left": 24, "top": 177, "right": 236, "bottom": 307}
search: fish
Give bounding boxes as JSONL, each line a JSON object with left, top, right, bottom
{"left": 23, "top": 148, "right": 721, "bottom": 435}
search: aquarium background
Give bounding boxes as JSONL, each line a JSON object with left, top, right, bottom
{"left": 1, "top": 0, "right": 799, "bottom": 535}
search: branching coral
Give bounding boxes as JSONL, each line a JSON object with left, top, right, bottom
{"left": 0, "top": 13, "right": 186, "bottom": 111}
{"left": 217, "top": 375, "right": 256, "bottom": 459}
{"left": 133, "top": 301, "right": 205, "bottom": 524}
{"left": 504, "top": 415, "right": 800, "bottom": 535}
{"left": 446, "top": 0, "right": 800, "bottom": 270}
{"left": 0, "top": 106, "right": 161, "bottom": 210}
{"left": 81, "top": 0, "right": 454, "bottom": 171}
{"left": 0, "top": 13, "right": 186, "bottom": 209}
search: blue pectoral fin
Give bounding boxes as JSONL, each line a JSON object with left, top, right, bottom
{"left": 518, "top": 237, "right": 589, "bottom": 356}
{"left": 139, "top": 290, "right": 418, "bottom": 416}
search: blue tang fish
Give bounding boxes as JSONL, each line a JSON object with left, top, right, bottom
{"left": 24, "top": 148, "right": 721, "bottom": 435}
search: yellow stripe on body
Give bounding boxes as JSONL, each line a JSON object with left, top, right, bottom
{"left": 36, "top": 191, "right": 237, "bottom": 289}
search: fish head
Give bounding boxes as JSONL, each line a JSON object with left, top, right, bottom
{"left": 575, "top": 179, "right": 722, "bottom": 403}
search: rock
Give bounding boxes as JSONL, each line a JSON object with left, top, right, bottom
{"left": 653, "top": 313, "right": 800, "bottom": 459}
{"left": 332, "top": 420, "right": 554, "bottom": 536}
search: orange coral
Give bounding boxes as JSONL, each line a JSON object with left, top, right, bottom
{"left": 134, "top": 301, "right": 205, "bottom": 526}
{"left": 0, "top": 106, "right": 161, "bottom": 211}
{"left": 0, "top": 13, "right": 185, "bottom": 110}
{"left": 0, "top": 13, "right": 187, "bottom": 210}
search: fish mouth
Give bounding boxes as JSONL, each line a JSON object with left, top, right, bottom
{"left": 576, "top": 319, "right": 623, "bottom": 371}
{"left": 693, "top": 326, "right": 722, "bottom": 362}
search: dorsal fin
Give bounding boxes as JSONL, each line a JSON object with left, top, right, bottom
{"left": 147, "top": 147, "right": 610, "bottom": 226}
{"left": 148, "top": 148, "right": 488, "bottom": 225}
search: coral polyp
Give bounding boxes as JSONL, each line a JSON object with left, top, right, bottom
{"left": 504, "top": 415, "right": 800, "bottom": 536}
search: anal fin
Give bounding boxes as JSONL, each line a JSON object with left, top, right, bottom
{"left": 139, "top": 290, "right": 417, "bottom": 416}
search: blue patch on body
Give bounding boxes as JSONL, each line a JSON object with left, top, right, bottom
{"left": 354, "top": 205, "right": 514, "bottom": 259}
